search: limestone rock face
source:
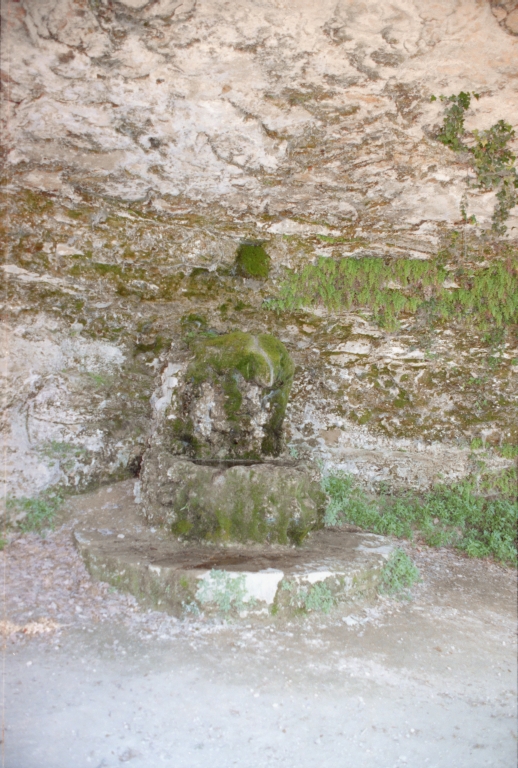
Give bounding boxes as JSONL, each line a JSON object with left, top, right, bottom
{"left": 139, "top": 453, "right": 324, "bottom": 545}
{"left": 490, "top": 1, "right": 518, "bottom": 35}
{"left": 1, "top": 0, "right": 516, "bottom": 503}
{"left": 163, "top": 331, "right": 294, "bottom": 459}
{"left": 3, "top": 0, "right": 517, "bottom": 231}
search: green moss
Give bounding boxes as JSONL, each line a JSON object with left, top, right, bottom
{"left": 134, "top": 334, "right": 169, "bottom": 356}
{"left": 86, "top": 372, "right": 109, "bottom": 387}
{"left": 171, "top": 518, "right": 193, "bottom": 536}
{"left": 182, "top": 268, "right": 223, "bottom": 299}
{"left": 316, "top": 234, "right": 346, "bottom": 244}
{"left": 167, "top": 416, "right": 202, "bottom": 457}
{"left": 393, "top": 389, "right": 410, "bottom": 408}
{"left": 189, "top": 331, "right": 271, "bottom": 385}
{"left": 190, "top": 266, "right": 210, "bottom": 278}
{"left": 157, "top": 274, "right": 184, "bottom": 300}
{"left": 93, "top": 262, "right": 124, "bottom": 277}
{"left": 22, "top": 189, "right": 53, "bottom": 213}
{"left": 180, "top": 313, "right": 208, "bottom": 332}
{"left": 235, "top": 242, "right": 271, "bottom": 279}
{"left": 185, "top": 331, "right": 294, "bottom": 457}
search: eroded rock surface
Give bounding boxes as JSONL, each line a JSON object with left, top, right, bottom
{"left": 162, "top": 330, "right": 294, "bottom": 459}
{"left": 3, "top": 0, "right": 518, "bottom": 229}
{"left": 490, "top": 0, "right": 518, "bottom": 35}
{"left": 1, "top": 0, "right": 516, "bottom": 501}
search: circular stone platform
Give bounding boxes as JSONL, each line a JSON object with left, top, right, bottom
{"left": 72, "top": 480, "right": 395, "bottom": 618}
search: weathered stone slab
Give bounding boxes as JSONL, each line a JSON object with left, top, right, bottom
{"left": 72, "top": 480, "right": 394, "bottom": 619}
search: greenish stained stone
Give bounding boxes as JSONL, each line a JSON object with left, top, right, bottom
{"left": 140, "top": 331, "right": 308, "bottom": 544}
{"left": 235, "top": 242, "right": 271, "bottom": 278}
{"left": 140, "top": 454, "right": 324, "bottom": 545}
{"left": 177, "top": 331, "right": 294, "bottom": 457}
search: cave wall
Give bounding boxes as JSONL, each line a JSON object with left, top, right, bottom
{"left": 1, "top": 0, "right": 516, "bottom": 501}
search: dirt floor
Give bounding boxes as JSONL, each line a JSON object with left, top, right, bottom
{"left": 1, "top": 488, "right": 517, "bottom": 768}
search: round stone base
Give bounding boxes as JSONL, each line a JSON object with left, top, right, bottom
{"left": 73, "top": 480, "right": 395, "bottom": 619}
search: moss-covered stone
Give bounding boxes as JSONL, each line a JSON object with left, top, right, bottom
{"left": 170, "top": 331, "right": 294, "bottom": 458}
{"left": 235, "top": 242, "right": 271, "bottom": 279}
{"left": 139, "top": 332, "right": 304, "bottom": 544}
{"left": 140, "top": 453, "right": 324, "bottom": 545}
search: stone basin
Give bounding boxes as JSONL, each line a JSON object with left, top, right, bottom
{"left": 72, "top": 480, "right": 395, "bottom": 619}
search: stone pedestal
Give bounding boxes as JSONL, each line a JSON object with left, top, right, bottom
{"left": 140, "top": 453, "right": 324, "bottom": 545}
{"left": 139, "top": 330, "right": 323, "bottom": 545}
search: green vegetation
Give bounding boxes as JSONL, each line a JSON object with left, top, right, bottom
{"left": 181, "top": 599, "right": 201, "bottom": 617}
{"left": 432, "top": 91, "right": 478, "bottom": 151}
{"left": 86, "top": 372, "right": 109, "bottom": 387}
{"left": 6, "top": 489, "right": 64, "bottom": 534}
{"left": 431, "top": 91, "right": 518, "bottom": 231}
{"left": 195, "top": 570, "right": 251, "bottom": 615}
{"left": 21, "top": 189, "right": 54, "bottom": 213}
{"left": 39, "top": 440, "right": 80, "bottom": 458}
{"left": 180, "top": 313, "right": 213, "bottom": 338}
{"left": 471, "top": 440, "right": 518, "bottom": 460}
{"left": 323, "top": 471, "right": 517, "bottom": 565}
{"left": 496, "top": 444, "right": 518, "bottom": 460}
{"left": 283, "top": 581, "right": 336, "bottom": 614}
{"left": 316, "top": 234, "right": 348, "bottom": 245}
{"left": 133, "top": 334, "right": 170, "bottom": 356}
{"left": 235, "top": 242, "right": 271, "bottom": 279}
{"left": 264, "top": 256, "right": 517, "bottom": 331}
{"left": 38, "top": 441, "right": 89, "bottom": 472}
{"left": 379, "top": 549, "right": 421, "bottom": 599}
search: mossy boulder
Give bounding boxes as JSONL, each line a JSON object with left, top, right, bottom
{"left": 139, "top": 331, "right": 310, "bottom": 545}
{"left": 140, "top": 453, "right": 324, "bottom": 545}
{"left": 167, "top": 331, "right": 294, "bottom": 459}
{"left": 235, "top": 242, "right": 271, "bottom": 279}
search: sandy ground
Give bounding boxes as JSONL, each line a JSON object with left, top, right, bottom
{"left": 2, "top": 496, "right": 517, "bottom": 768}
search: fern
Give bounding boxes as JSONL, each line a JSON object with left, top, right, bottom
{"left": 266, "top": 256, "right": 518, "bottom": 331}
{"left": 431, "top": 93, "right": 518, "bottom": 231}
